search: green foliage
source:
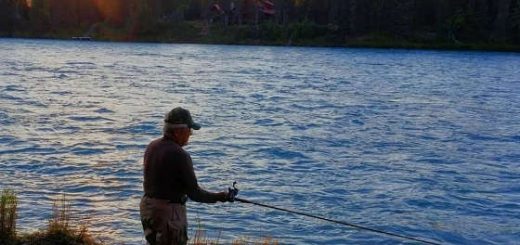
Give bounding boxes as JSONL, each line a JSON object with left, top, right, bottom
{"left": 443, "top": 10, "right": 467, "bottom": 43}
{"left": 259, "top": 21, "right": 284, "bottom": 41}
{"left": 512, "top": 0, "right": 520, "bottom": 42}
{"left": 514, "top": 2, "right": 520, "bottom": 27}
{"left": 3, "top": 0, "right": 520, "bottom": 50}
{"left": 0, "top": 189, "right": 18, "bottom": 242}
{"left": 29, "top": 0, "right": 51, "bottom": 33}
{"left": 288, "top": 20, "right": 328, "bottom": 40}
{"left": 0, "top": 0, "right": 24, "bottom": 34}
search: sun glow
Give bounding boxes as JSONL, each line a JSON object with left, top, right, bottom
{"left": 92, "top": 0, "right": 125, "bottom": 25}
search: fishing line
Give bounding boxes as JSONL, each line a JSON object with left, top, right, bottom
{"left": 235, "top": 197, "right": 442, "bottom": 245}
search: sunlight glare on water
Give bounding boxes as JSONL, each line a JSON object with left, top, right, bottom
{"left": 1, "top": 38, "right": 519, "bottom": 244}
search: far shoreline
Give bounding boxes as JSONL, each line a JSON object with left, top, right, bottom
{"left": 3, "top": 34, "right": 519, "bottom": 53}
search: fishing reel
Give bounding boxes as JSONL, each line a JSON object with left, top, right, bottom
{"left": 228, "top": 181, "right": 239, "bottom": 202}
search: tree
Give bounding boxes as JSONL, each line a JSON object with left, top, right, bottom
{"left": 0, "top": 0, "right": 29, "bottom": 34}
{"left": 492, "top": 0, "right": 512, "bottom": 41}
{"left": 511, "top": 0, "right": 520, "bottom": 43}
{"left": 0, "top": 0, "right": 16, "bottom": 34}
{"left": 30, "top": 0, "right": 51, "bottom": 33}
{"left": 126, "top": 0, "right": 154, "bottom": 36}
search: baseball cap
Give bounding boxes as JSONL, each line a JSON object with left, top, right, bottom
{"left": 164, "top": 107, "right": 201, "bottom": 130}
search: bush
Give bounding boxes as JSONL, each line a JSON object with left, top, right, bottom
{"left": 289, "top": 20, "right": 329, "bottom": 40}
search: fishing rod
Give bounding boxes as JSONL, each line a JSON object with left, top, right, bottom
{"left": 230, "top": 182, "right": 442, "bottom": 245}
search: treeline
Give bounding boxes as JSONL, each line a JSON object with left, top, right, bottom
{"left": 1, "top": 0, "right": 519, "bottom": 49}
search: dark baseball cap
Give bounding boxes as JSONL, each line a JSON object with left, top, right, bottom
{"left": 164, "top": 107, "right": 201, "bottom": 130}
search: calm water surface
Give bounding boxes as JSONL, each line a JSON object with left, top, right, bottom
{"left": 0, "top": 38, "right": 519, "bottom": 244}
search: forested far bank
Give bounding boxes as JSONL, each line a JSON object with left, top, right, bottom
{"left": 1, "top": 0, "right": 520, "bottom": 51}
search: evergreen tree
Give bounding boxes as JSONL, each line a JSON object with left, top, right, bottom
{"left": 30, "top": 0, "right": 51, "bottom": 34}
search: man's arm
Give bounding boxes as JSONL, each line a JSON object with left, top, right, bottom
{"left": 180, "top": 153, "right": 227, "bottom": 203}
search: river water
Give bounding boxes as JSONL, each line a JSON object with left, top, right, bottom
{"left": 0, "top": 38, "right": 519, "bottom": 244}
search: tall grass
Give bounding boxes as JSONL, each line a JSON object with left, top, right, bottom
{"left": 21, "top": 195, "right": 101, "bottom": 245}
{"left": 0, "top": 189, "right": 18, "bottom": 241}
{"left": 191, "top": 234, "right": 278, "bottom": 245}
{"left": 190, "top": 226, "right": 278, "bottom": 245}
{"left": 0, "top": 190, "right": 101, "bottom": 245}
{"left": 231, "top": 238, "right": 279, "bottom": 245}
{"left": 1, "top": 189, "right": 277, "bottom": 244}
{"left": 48, "top": 195, "right": 71, "bottom": 234}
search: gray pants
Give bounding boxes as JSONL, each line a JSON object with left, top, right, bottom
{"left": 140, "top": 196, "right": 188, "bottom": 245}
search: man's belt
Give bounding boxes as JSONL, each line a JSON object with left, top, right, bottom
{"left": 144, "top": 194, "right": 187, "bottom": 205}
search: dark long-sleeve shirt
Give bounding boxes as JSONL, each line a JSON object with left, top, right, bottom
{"left": 143, "top": 136, "right": 226, "bottom": 203}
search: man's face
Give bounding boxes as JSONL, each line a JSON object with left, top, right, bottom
{"left": 176, "top": 128, "right": 192, "bottom": 146}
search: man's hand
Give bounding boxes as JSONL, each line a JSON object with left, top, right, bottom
{"left": 226, "top": 183, "right": 239, "bottom": 202}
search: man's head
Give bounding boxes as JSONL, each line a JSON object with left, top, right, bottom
{"left": 163, "top": 107, "right": 201, "bottom": 146}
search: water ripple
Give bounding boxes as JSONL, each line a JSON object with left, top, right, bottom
{"left": 1, "top": 39, "right": 519, "bottom": 244}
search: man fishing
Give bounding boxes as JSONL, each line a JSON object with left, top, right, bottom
{"left": 140, "top": 107, "right": 236, "bottom": 245}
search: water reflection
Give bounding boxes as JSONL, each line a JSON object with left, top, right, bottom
{"left": 1, "top": 39, "right": 520, "bottom": 244}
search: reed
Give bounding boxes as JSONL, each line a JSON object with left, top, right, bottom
{"left": 230, "top": 237, "right": 279, "bottom": 245}
{"left": 0, "top": 189, "right": 18, "bottom": 241}
{"left": 190, "top": 227, "right": 278, "bottom": 245}
{"left": 192, "top": 236, "right": 278, "bottom": 245}
{"left": 48, "top": 195, "right": 71, "bottom": 234}
{"left": 1, "top": 189, "right": 277, "bottom": 244}
{"left": 20, "top": 195, "right": 101, "bottom": 245}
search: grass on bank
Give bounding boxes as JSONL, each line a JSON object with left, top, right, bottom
{"left": 1, "top": 189, "right": 277, "bottom": 245}
{"left": 1, "top": 191, "right": 101, "bottom": 245}
{"left": 0, "top": 189, "right": 18, "bottom": 242}
{"left": 19, "top": 195, "right": 101, "bottom": 245}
